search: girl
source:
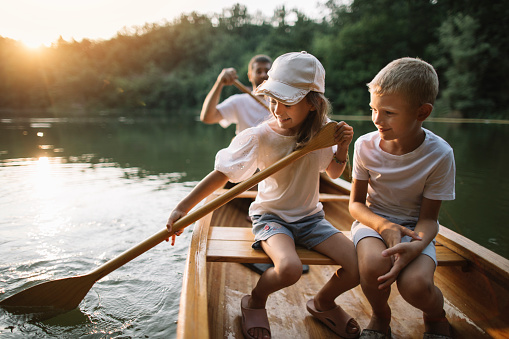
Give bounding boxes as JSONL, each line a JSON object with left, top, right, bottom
{"left": 167, "top": 52, "right": 359, "bottom": 339}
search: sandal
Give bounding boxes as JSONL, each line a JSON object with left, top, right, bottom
{"left": 359, "top": 327, "right": 391, "bottom": 339}
{"left": 241, "top": 295, "right": 271, "bottom": 339}
{"left": 423, "top": 311, "right": 453, "bottom": 339}
{"left": 306, "top": 298, "right": 360, "bottom": 338}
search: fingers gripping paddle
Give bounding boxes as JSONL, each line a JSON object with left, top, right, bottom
{"left": 0, "top": 122, "right": 338, "bottom": 318}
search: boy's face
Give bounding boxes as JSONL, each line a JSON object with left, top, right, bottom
{"left": 369, "top": 92, "right": 423, "bottom": 142}
{"left": 249, "top": 62, "right": 271, "bottom": 88}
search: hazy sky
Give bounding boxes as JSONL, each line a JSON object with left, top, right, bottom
{"left": 1, "top": 0, "right": 328, "bottom": 47}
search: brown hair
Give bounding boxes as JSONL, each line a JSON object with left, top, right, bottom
{"left": 248, "top": 54, "right": 272, "bottom": 77}
{"left": 294, "top": 91, "right": 331, "bottom": 150}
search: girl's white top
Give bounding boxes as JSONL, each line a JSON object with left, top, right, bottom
{"left": 215, "top": 122, "right": 334, "bottom": 222}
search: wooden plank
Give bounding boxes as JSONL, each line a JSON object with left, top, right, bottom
{"left": 437, "top": 225, "right": 509, "bottom": 284}
{"left": 213, "top": 189, "right": 350, "bottom": 202}
{"left": 207, "top": 226, "right": 468, "bottom": 267}
{"left": 177, "top": 212, "right": 213, "bottom": 339}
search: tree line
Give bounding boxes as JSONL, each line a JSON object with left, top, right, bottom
{"left": 0, "top": 0, "right": 507, "bottom": 119}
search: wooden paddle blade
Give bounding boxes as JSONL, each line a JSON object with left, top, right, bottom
{"left": 304, "top": 121, "right": 337, "bottom": 151}
{"left": 0, "top": 274, "right": 96, "bottom": 316}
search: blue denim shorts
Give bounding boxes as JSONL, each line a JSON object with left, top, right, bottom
{"left": 251, "top": 210, "right": 341, "bottom": 250}
{"left": 351, "top": 213, "right": 437, "bottom": 266}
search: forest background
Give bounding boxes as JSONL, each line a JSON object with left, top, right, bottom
{"left": 1, "top": 0, "right": 507, "bottom": 119}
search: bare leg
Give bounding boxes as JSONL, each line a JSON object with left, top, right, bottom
{"left": 246, "top": 234, "right": 302, "bottom": 339}
{"left": 357, "top": 237, "right": 392, "bottom": 334}
{"left": 310, "top": 233, "right": 360, "bottom": 335}
{"left": 397, "top": 255, "right": 451, "bottom": 336}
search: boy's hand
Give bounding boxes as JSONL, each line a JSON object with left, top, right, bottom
{"left": 334, "top": 121, "right": 354, "bottom": 149}
{"left": 166, "top": 209, "right": 186, "bottom": 246}
{"left": 380, "top": 223, "right": 421, "bottom": 249}
{"left": 218, "top": 68, "right": 238, "bottom": 86}
{"left": 377, "top": 241, "right": 423, "bottom": 289}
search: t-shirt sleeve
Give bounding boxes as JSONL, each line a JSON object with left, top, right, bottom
{"left": 352, "top": 138, "right": 369, "bottom": 180}
{"left": 424, "top": 148, "right": 456, "bottom": 201}
{"left": 214, "top": 128, "right": 259, "bottom": 183}
{"left": 217, "top": 95, "right": 239, "bottom": 128}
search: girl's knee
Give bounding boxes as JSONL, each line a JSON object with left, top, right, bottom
{"left": 275, "top": 260, "right": 302, "bottom": 285}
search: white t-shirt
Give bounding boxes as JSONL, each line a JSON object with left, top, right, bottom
{"left": 353, "top": 129, "right": 455, "bottom": 222}
{"left": 215, "top": 122, "right": 334, "bottom": 222}
{"left": 217, "top": 93, "right": 271, "bottom": 134}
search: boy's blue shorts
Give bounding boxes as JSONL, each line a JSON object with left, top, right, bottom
{"left": 351, "top": 213, "right": 437, "bottom": 266}
{"left": 251, "top": 210, "right": 341, "bottom": 250}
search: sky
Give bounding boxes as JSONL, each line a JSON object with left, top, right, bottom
{"left": 1, "top": 0, "right": 328, "bottom": 48}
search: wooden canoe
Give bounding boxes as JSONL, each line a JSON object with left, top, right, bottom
{"left": 176, "top": 175, "right": 509, "bottom": 338}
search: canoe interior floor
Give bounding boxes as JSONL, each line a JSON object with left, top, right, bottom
{"left": 203, "top": 196, "right": 507, "bottom": 338}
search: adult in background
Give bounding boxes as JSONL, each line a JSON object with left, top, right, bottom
{"left": 200, "top": 54, "right": 272, "bottom": 134}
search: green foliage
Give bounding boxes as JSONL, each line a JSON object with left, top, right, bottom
{"left": 0, "top": 0, "right": 507, "bottom": 118}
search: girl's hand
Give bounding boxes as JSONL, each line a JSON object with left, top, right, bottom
{"left": 166, "top": 209, "right": 186, "bottom": 246}
{"left": 334, "top": 121, "right": 354, "bottom": 149}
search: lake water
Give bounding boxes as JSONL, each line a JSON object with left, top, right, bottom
{"left": 0, "top": 115, "right": 508, "bottom": 338}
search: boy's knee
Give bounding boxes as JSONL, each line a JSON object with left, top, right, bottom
{"left": 397, "top": 273, "right": 434, "bottom": 302}
{"left": 359, "top": 259, "right": 390, "bottom": 285}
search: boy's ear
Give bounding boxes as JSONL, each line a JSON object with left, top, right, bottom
{"left": 416, "top": 103, "right": 433, "bottom": 122}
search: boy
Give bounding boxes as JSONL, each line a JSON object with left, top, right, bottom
{"left": 200, "top": 54, "right": 272, "bottom": 134}
{"left": 349, "top": 58, "right": 455, "bottom": 338}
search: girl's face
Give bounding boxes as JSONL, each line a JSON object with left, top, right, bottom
{"left": 269, "top": 97, "right": 315, "bottom": 135}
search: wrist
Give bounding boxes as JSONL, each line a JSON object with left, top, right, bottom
{"left": 333, "top": 152, "right": 348, "bottom": 165}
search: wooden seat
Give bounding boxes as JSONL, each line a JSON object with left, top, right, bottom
{"left": 206, "top": 226, "right": 469, "bottom": 267}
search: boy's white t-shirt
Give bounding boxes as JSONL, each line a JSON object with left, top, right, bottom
{"left": 217, "top": 93, "right": 271, "bottom": 134}
{"left": 353, "top": 129, "right": 455, "bottom": 222}
{"left": 215, "top": 122, "right": 334, "bottom": 222}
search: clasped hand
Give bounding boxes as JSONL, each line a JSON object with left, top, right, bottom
{"left": 334, "top": 121, "right": 354, "bottom": 149}
{"left": 377, "top": 223, "right": 422, "bottom": 290}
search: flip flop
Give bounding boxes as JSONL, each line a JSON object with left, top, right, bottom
{"left": 423, "top": 312, "right": 453, "bottom": 339}
{"left": 306, "top": 298, "right": 360, "bottom": 338}
{"left": 241, "top": 295, "right": 271, "bottom": 339}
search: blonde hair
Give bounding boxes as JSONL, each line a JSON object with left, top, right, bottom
{"left": 294, "top": 91, "right": 331, "bottom": 150}
{"left": 367, "top": 57, "right": 439, "bottom": 106}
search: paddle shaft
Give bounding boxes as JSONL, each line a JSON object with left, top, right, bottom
{"left": 88, "top": 122, "right": 337, "bottom": 281}
{"left": 233, "top": 80, "right": 270, "bottom": 111}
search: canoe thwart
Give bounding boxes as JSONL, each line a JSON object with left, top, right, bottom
{"left": 207, "top": 226, "right": 469, "bottom": 268}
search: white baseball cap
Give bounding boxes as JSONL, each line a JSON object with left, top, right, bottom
{"left": 254, "top": 51, "right": 325, "bottom": 105}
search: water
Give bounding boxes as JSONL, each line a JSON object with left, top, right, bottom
{"left": 0, "top": 117, "right": 232, "bottom": 338}
{"left": 0, "top": 116, "right": 508, "bottom": 338}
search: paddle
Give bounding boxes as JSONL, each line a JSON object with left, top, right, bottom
{"left": 233, "top": 79, "right": 270, "bottom": 111}
{"left": 0, "top": 121, "right": 338, "bottom": 319}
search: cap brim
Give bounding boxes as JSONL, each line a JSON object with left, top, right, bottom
{"left": 254, "top": 79, "right": 309, "bottom": 105}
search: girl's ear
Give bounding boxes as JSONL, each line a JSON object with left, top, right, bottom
{"left": 416, "top": 103, "right": 433, "bottom": 122}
